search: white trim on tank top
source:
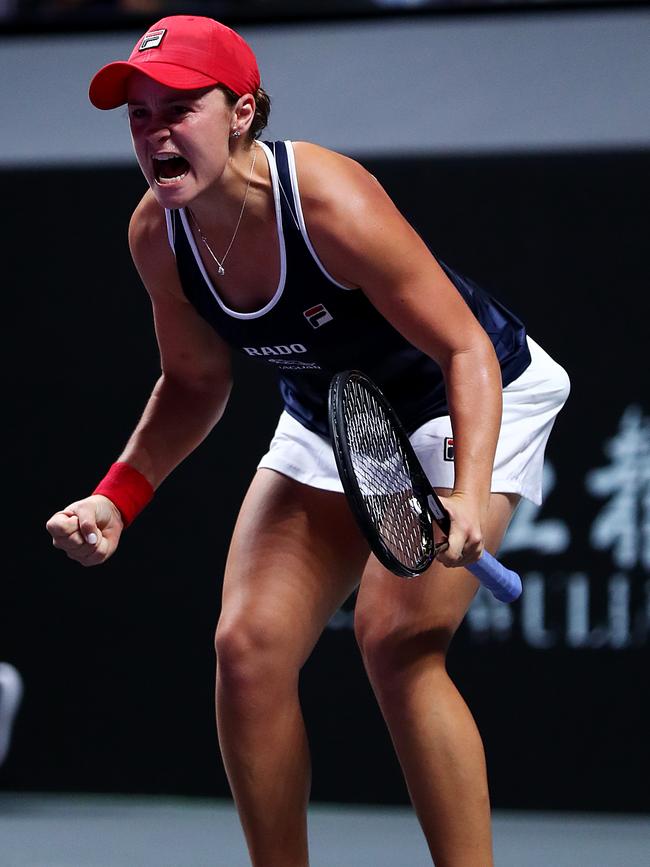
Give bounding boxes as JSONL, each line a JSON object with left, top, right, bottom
{"left": 171, "top": 139, "right": 287, "bottom": 321}
{"left": 164, "top": 208, "right": 176, "bottom": 253}
{"left": 284, "top": 140, "right": 354, "bottom": 292}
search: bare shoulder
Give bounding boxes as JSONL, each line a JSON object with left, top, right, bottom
{"left": 128, "top": 190, "right": 183, "bottom": 299}
{"left": 291, "top": 141, "right": 391, "bottom": 215}
{"left": 289, "top": 141, "right": 420, "bottom": 288}
{"left": 129, "top": 188, "right": 168, "bottom": 256}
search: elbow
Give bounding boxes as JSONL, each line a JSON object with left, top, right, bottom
{"left": 441, "top": 331, "right": 500, "bottom": 380}
{"left": 158, "top": 366, "right": 233, "bottom": 405}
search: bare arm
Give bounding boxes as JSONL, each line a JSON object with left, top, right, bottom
{"left": 119, "top": 192, "right": 233, "bottom": 486}
{"left": 47, "top": 191, "right": 232, "bottom": 565}
{"left": 293, "top": 143, "right": 503, "bottom": 564}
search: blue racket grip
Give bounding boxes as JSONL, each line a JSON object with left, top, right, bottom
{"left": 466, "top": 550, "right": 522, "bottom": 603}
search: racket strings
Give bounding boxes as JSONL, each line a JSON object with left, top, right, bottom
{"left": 343, "top": 381, "right": 431, "bottom": 569}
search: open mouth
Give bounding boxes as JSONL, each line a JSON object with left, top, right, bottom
{"left": 152, "top": 153, "right": 190, "bottom": 185}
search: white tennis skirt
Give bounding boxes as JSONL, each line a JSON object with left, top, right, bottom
{"left": 258, "top": 337, "right": 570, "bottom": 505}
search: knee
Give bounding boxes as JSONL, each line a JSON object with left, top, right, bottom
{"left": 354, "top": 608, "right": 452, "bottom": 691}
{"left": 215, "top": 613, "right": 297, "bottom": 698}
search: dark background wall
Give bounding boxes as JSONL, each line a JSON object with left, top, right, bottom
{"left": 2, "top": 145, "right": 649, "bottom": 811}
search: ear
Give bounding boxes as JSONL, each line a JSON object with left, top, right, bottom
{"left": 232, "top": 94, "right": 256, "bottom": 136}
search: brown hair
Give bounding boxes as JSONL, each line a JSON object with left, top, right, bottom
{"left": 220, "top": 84, "right": 271, "bottom": 140}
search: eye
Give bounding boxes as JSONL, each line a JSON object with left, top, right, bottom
{"left": 171, "top": 105, "right": 190, "bottom": 117}
{"left": 128, "top": 107, "right": 147, "bottom": 121}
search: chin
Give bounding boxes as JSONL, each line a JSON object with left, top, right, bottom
{"left": 150, "top": 177, "right": 195, "bottom": 210}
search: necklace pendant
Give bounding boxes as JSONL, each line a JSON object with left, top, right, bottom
{"left": 189, "top": 144, "right": 257, "bottom": 283}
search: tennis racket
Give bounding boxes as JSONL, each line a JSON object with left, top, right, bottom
{"left": 328, "top": 370, "right": 522, "bottom": 603}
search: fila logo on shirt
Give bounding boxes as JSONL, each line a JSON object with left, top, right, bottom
{"left": 443, "top": 437, "right": 455, "bottom": 462}
{"left": 303, "top": 304, "right": 333, "bottom": 329}
{"left": 139, "top": 30, "right": 166, "bottom": 51}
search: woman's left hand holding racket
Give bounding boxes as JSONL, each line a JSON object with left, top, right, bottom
{"left": 433, "top": 491, "right": 488, "bottom": 570}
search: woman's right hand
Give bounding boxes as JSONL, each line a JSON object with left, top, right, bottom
{"left": 46, "top": 495, "right": 124, "bottom": 567}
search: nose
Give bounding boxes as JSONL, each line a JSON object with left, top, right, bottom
{"left": 144, "top": 120, "right": 171, "bottom": 145}
{"left": 136, "top": 109, "right": 172, "bottom": 145}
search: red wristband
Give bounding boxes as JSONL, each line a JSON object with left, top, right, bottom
{"left": 93, "top": 462, "right": 154, "bottom": 527}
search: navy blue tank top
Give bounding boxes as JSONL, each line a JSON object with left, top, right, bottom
{"left": 165, "top": 140, "right": 531, "bottom": 437}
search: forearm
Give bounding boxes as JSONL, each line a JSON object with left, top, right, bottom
{"left": 115, "top": 372, "right": 232, "bottom": 488}
{"left": 442, "top": 340, "right": 502, "bottom": 514}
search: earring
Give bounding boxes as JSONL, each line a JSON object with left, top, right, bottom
{"left": 231, "top": 130, "right": 241, "bottom": 138}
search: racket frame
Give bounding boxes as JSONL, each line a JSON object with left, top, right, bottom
{"left": 328, "top": 370, "right": 449, "bottom": 578}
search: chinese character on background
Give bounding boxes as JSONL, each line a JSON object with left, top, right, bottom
{"left": 586, "top": 405, "right": 650, "bottom": 571}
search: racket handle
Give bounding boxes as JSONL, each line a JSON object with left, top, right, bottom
{"left": 467, "top": 551, "right": 522, "bottom": 603}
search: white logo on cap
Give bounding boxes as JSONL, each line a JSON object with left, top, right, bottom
{"left": 139, "top": 29, "right": 166, "bottom": 51}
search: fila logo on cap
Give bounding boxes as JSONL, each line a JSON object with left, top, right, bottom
{"left": 303, "top": 304, "right": 333, "bottom": 329}
{"left": 139, "top": 29, "right": 167, "bottom": 51}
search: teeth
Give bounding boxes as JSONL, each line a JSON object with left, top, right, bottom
{"left": 156, "top": 173, "right": 187, "bottom": 185}
{"left": 154, "top": 153, "right": 181, "bottom": 161}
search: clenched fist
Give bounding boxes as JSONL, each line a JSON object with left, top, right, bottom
{"left": 46, "top": 495, "right": 124, "bottom": 567}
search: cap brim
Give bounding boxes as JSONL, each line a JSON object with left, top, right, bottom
{"left": 89, "top": 60, "right": 219, "bottom": 110}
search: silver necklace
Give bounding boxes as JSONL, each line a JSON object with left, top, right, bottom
{"left": 189, "top": 143, "right": 257, "bottom": 276}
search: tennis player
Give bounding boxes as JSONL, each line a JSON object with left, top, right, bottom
{"left": 46, "top": 16, "right": 569, "bottom": 867}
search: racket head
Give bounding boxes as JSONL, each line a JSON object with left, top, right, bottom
{"left": 328, "top": 370, "right": 437, "bottom": 578}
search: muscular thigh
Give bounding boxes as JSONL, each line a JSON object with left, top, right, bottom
{"left": 219, "top": 468, "right": 370, "bottom": 666}
{"left": 355, "top": 491, "right": 520, "bottom": 653}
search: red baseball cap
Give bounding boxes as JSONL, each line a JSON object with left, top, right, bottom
{"left": 89, "top": 15, "right": 260, "bottom": 110}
